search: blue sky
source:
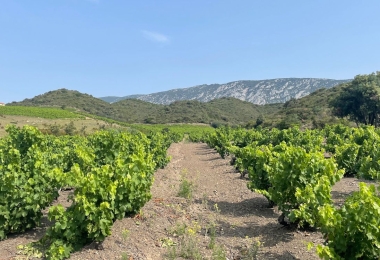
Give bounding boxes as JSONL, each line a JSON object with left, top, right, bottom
{"left": 1, "top": 1, "right": 379, "bottom": 103}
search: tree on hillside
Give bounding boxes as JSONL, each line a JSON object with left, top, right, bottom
{"left": 331, "top": 72, "right": 380, "bottom": 126}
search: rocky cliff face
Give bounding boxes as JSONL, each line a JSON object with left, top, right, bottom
{"left": 100, "top": 78, "right": 351, "bottom": 105}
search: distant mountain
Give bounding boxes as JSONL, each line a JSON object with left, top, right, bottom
{"left": 8, "top": 89, "right": 282, "bottom": 125}
{"left": 100, "top": 78, "right": 351, "bottom": 105}
{"left": 101, "top": 95, "right": 142, "bottom": 103}
{"left": 9, "top": 79, "right": 352, "bottom": 127}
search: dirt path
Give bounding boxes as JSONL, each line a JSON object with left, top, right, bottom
{"left": 0, "top": 142, "right": 369, "bottom": 260}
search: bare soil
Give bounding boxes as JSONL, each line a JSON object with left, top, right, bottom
{"left": 0, "top": 142, "right": 371, "bottom": 260}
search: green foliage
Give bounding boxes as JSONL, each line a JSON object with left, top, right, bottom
{"left": 205, "top": 124, "right": 380, "bottom": 258}
{"left": 334, "top": 143, "right": 360, "bottom": 175}
{"left": 17, "top": 244, "right": 44, "bottom": 259}
{"left": 316, "top": 183, "right": 380, "bottom": 259}
{"left": 205, "top": 127, "right": 234, "bottom": 158}
{"left": 205, "top": 125, "right": 344, "bottom": 227}
{"left": 267, "top": 127, "right": 323, "bottom": 152}
{"left": 292, "top": 176, "right": 338, "bottom": 227}
{"left": 332, "top": 125, "right": 380, "bottom": 179}
{"left": 358, "top": 149, "right": 380, "bottom": 180}
{"left": 244, "top": 145, "right": 273, "bottom": 204}
{"left": 265, "top": 145, "right": 343, "bottom": 226}
{"left": 255, "top": 114, "right": 264, "bottom": 127}
{"left": 127, "top": 123, "right": 214, "bottom": 143}
{"left": 331, "top": 72, "right": 380, "bottom": 126}
{"left": 207, "top": 223, "right": 217, "bottom": 249}
{"left": 241, "top": 238, "right": 261, "bottom": 260}
{"left": 146, "top": 131, "right": 173, "bottom": 169}
{"left": 166, "top": 235, "right": 202, "bottom": 260}
{"left": 0, "top": 106, "right": 82, "bottom": 119}
{"left": 211, "top": 245, "right": 227, "bottom": 260}
{"left": 0, "top": 126, "right": 63, "bottom": 239}
{"left": 178, "top": 176, "right": 194, "bottom": 200}
{"left": 45, "top": 239, "right": 72, "bottom": 260}
{"left": 9, "top": 88, "right": 284, "bottom": 125}
{"left": 269, "top": 84, "right": 348, "bottom": 128}
{"left": 166, "top": 221, "right": 203, "bottom": 260}
{"left": 7, "top": 77, "right": 365, "bottom": 127}
{"left": 323, "top": 124, "right": 350, "bottom": 153}
{"left": 0, "top": 125, "right": 172, "bottom": 259}
{"left": 41, "top": 130, "right": 162, "bottom": 258}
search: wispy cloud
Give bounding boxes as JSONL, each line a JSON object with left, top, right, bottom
{"left": 84, "top": 0, "right": 100, "bottom": 3}
{"left": 142, "top": 30, "right": 170, "bottom": 43}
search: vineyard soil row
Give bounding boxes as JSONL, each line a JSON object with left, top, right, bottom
{"left": 0, "top": 142, "right": 371, "bottom": 260}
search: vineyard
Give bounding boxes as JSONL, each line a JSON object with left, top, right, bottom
{"left": 0, "top": 107, "right": 83, "bottom": 119}
{"left": 0, "top": 124, "right": 379, "bottom": 259}
{"left": 0, "top": 125, "right": 176, "bottom": 259}
{"left": 205, "top": 125, "right": 380, "bottom": 259}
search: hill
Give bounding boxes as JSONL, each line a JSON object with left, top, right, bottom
{"left": 265, "top": 83, "right": 349, "bottom": 128}
{"left": 136, "top": 98, "right": 282, "bottom": 125}
{"left": 100, "top": 78, "right": 351, "bottom": 105}
{"left": 9, "top": 88, "right": 114, "bottom": 117}
{"left": 8, "top": 81, "right": 353, "bottom": 128}
{"left": 0, "top": 106, "right": 83, "bottom": 119}
{"left": 9, "top": 89, "right": 282, "bottom": 125}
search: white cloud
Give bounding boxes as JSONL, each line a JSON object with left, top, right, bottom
{"left": 142, "top": 30, "right": 170, "bottom": 43}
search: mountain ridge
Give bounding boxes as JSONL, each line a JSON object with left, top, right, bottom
{"left": 7, "top": 80, "right": 350, "bottom": 128}
{"left": 100, "top": 78, "right": 351, "bottom": 105}
{"left": 8, "top": 89, "right": 282, "bottom": 125}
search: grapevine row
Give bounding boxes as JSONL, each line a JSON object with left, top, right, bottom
{"left": 0, "top": 125, "right": 173, "bottom": 259}
{"left": 205, "top": 125, "right": 380, "bottom": 259}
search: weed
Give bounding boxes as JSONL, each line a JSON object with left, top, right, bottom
{"left": 169, "top": 222, "right": 187, "bottom": 236}
{"left": 241, "top": 237, "right": 261, "bottom": 260}
{"left": 17, "top": 244, "right": 43, "bottom": 259}
{"left": 213, "top": 203, "right": 222, "bottom": 223}
{"left": 134, "top": 209, "right": 145, "bottom": 221}
{"left": 121, "top": 252, "right": 129, "bottom": 260}
{"left": 165, "top": 234, "right": 202, "bottom": 260}
{"left": 160, "top": 237, "right": 177, "bottom": 247}
{"left": 211, "top": 244, "right": 227, "bottom": 260}
{"left": 165, "top": 221, "right": 203, "bottom": 259}
{"left": 207, "top": 223, "right": 217, "bottom": 249}
{"left": 178, "top": 177, "right": 193, "bottom": 199}
{"left": 121, "top": 229, "right": 130, "bottom": 241}
{"left": 213, "top": 203, "right": 221, "bottom": 214}
{"left": 179, "top": 235, "right": 203, "bottom": 260}
{"left": 202, "top": 193, "right": 209, "bottom": 209}
{"left": 165, "top": 246, "right": 177, "bottom": 260}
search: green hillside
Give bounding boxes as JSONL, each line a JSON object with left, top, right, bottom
{"left": 266, "top": 83, "right": 349, "bottom": 128}
{"left": 8, "top": 89, "right": 113, "bottom": 116}
{"left": 7, "top": 83, "right": 350, "bottom": 128}
{"left": 9, "top": 89, "right": 283, "bottom": 125}
{"left": 111, "top": 99, "right": 164, "bottom": 123}
{"left": 146, "top": 98, "right": 275, "bottom": 124}
{"left": 0, "top": 106, "right": 83, "bottom": 119}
